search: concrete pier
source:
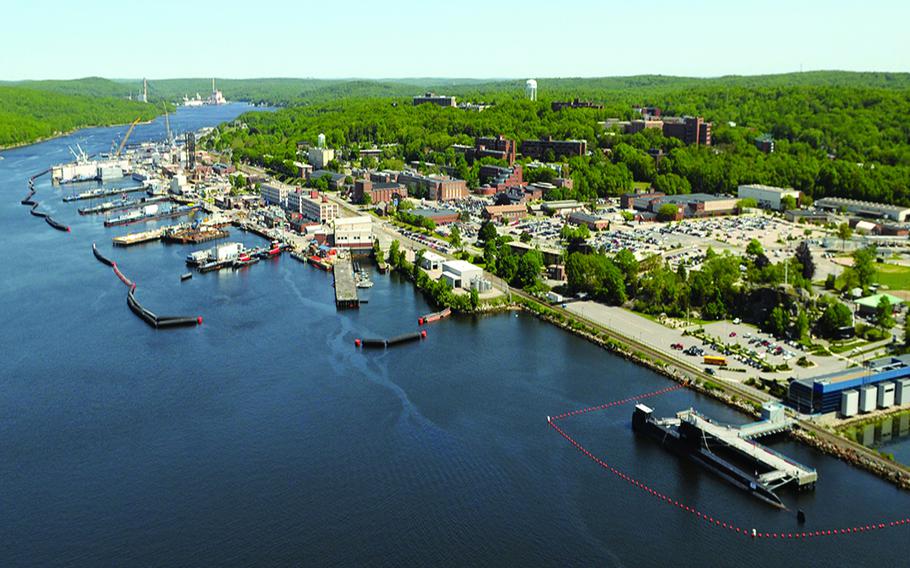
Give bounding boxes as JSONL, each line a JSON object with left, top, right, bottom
{"left": 334, "top": 254, "right": 359, "bottom": 309}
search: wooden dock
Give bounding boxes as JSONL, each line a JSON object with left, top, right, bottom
{"left": 334, "top": 255, "right": 359, "bottom": 309}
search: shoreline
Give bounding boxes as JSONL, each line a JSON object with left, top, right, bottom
{"left": 387, "top": 251, "right": 910, "bottom": 491}
{"left": 509, "top": 291, "right": 910, "bottom": 491}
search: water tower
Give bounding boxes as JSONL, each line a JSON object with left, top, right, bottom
{"left": 317, "top": 133, "right": 326, "bottom": 148}
{"left": 525, "top": 79, "right": 537, "bottom": 101}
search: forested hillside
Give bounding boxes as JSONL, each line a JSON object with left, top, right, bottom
{"left": 0, "top": 86, "right": 159, "bottom": 148}
{"left": 211, "top": 79, "right": 910, "bottom": 205}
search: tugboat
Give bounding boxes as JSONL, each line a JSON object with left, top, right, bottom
{"left": 233, "top": 248, "right": 260, "bottom": 268}
{"left": 356, "top": 269, "right": 374, "bottom": 288}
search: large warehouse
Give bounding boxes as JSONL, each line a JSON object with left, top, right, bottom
{"left": 737, "top": 184, "right": 801, "bottom": 211}
{"left": 788, "top": 354, "right": 910, "bottom": 416}
{"left": 814, "top": 197, "right": 910, "bottom": 222}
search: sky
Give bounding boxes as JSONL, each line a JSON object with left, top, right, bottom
{"left": 2, "top": 0, "right": 908, "bottom": 80}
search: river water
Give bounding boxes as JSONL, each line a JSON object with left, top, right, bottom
{"left": 1, "top": 104, "right": 909, "bottom": 566}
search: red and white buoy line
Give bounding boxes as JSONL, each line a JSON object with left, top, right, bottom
{"left": 547, "top": 384, "right": 910, "bottom": 540}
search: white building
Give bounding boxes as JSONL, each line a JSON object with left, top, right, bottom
{"left": 308, "top": 146, "right": 335, "bottom": 170}
{"left": 440, "top": 260, "right": 483, "bottom": 290}
{"left": 169, "top": 174, "right": 188, "bottom": 195}
{"left": 261, "top": 183, "right": 289, "bottom": 207}
{"left": 333, "top": 216, "right": 372, "bottom": 250}
{"left": 419, "top": 250, "right": 446, "bottom": 271}
{"left": 737, "top": 184, "right": 801, "bottom": 211}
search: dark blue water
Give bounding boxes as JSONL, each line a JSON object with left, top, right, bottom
{"left": 2, "top": 105, "right": 910, "bottom": 567}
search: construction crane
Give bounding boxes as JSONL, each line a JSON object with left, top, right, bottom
{"left": 116, "top": 117, "right": 143, "bottom": 157}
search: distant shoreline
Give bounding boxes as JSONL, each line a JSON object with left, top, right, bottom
{"left": 0, "top": 117, "right": 161, "bottom": 153}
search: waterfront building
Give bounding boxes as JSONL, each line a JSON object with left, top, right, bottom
{"left": 737, "top": 184, "right": 801, "bottom": 211}
{"left": 332, "top": 216, "right": 373, "bottom": 250}
{"left": 788, "top": 354, "right": 910, "bottom": 415}
{"left": 419, "top": 250, "right": 446, "bottom": 271}
{"left": 440, "top": 260, "right": 483, "bottom": 290}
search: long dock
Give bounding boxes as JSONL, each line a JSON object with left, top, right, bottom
{"left": 63, "top": 185, "right": 145, "bottom": 202}
{"left": 633, "top": 402, "right": 816, "bottom": 507}
{"left": 674, "top": 408, "right": 817, "bottom": 489}
{"left": 334, "top": 255, "right": 359, "bottom": 309}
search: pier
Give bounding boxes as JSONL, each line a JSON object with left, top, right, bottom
{"left": 334, "top": 254, "right": 359, "bottom": 309}
{"left": 113, "top": 228, "right": 165, "bottom": 246}
{"left": 633, "top": 402, "right": 816, "bottom": 507}
{"left": 63, "top": 185, "right": 145, "bottom": 202}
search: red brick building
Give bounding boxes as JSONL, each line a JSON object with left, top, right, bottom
{"left": 483, "top": 204, "right": 527, "bottom": 222}
{"left": 352, "top": 179, "right": 407, "bottom": 204}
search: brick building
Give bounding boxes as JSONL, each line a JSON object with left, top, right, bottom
{"left": 519, "top": 137, "right": 587, "bottom": 160}
{"left": 397, "top": 172, "right": 468, "bottom": 201}
{"left": 661, "top": 116, "right": 712, "bottom": 146}
{"left": 352, "top": 179, "right": 407, "bottom": 204}
{"left": 478, "top": 164, "right": 523, "bottom": 193}
{"left": 483, "top": 204, "right": 528, "bottom": 222}
{"left": 551, "top": 98, "right": 604, "bottom": 111}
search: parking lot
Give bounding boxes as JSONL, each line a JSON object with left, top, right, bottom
{"left": 564, "top": 301, "right": 852, "bottom": 387}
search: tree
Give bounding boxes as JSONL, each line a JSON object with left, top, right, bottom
{"left": 656, "top": 203, "right": 679, "bottom": 222}
{"left": 515, "top": 250, "right": 544, "bottom": 289}
{"left": 362, "top": 193, "right": 372, "bottom": 206}
{"left": 875, "top": 296, "right": 895, "bottom": 332}
{"left": 520, "top": 230, "right": 532, "bottom": 244}
{"left": 852, "top": 246, "right": 877, "bottom": 288}
{"left": 450, "top": 225, "right": 463, "bottom": 251}
{"left": 767, "top": 306, "right": 789, "bottom": 337}
{"left": 746, "top": 238, "right": 764, "bottom": 258}
{"left": 837, "top": 223, "right": 853, "bottom": 251}
{"left": 817, "top": 300, "right": 853, "bottom": 338}
{"left": 825, "top": 273, "right": 836, "bottom": 289}
{"left": 478, "top": 221, "right": 498, "bottom": 244}
{"left": 795, "top": 309, "right": 810, "bottom": 341}
{"left": 794, "top": 241, "right": 815, "bottom": 279}
{"left": 781, "top": 194, "right": 798, "bottom": 211}
{"left": 737, "top": 197, "right": 758, "bottom": 211}
{"left": 388, "top": 240, "right": 401, "bottom": 266}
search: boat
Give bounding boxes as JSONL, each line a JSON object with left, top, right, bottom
{"left": 419, "top": 307, "right": 452, "bottom": 325}
{"left": 308, "top": 255, "right": 334, "bottom": 271}
{"left": 233, "top": 249, "right": 261, "bottom": 268}
{"left": 181, "top": 272, "right": 193, "bottom": 281}
{"left": 355, "top": 268, "right": 374, "bottom": 288}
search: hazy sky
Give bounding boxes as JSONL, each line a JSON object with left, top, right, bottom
{"left": 2, "top": 0, "right": 908, "bottom": 80}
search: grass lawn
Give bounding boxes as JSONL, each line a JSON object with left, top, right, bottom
{"left": 632, "top": 181, "right": 651, "bottom": 191}
{"left": 875, "top": 263, "right": 910, "bottom": 290}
